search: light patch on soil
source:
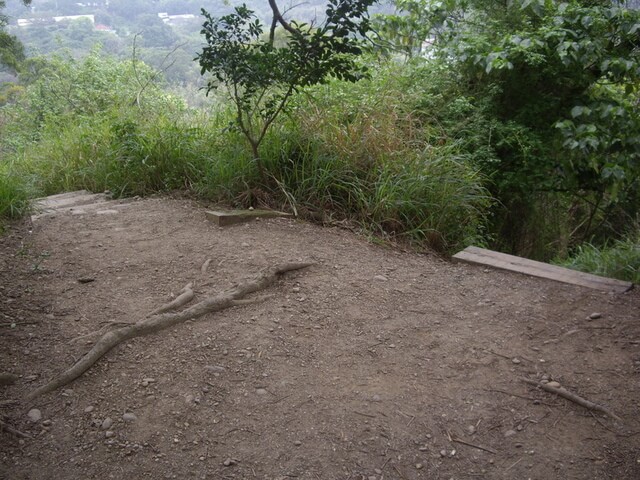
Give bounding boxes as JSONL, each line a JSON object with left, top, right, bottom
{"left": 1, "top": 196, "right": 639, "bottom": 479}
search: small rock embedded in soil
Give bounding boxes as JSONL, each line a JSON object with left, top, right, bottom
{"left": 27, "top": 409, "right": 42, "bottom": 423}
{"left": 223, "top": 458, "right": 236, "bottom": 466}
{"left": 504, "top": 429, "right": 517, "bottom": 438}
{"left": 589, "top": 312, "right": 602, "bottom": 320}
{"left": 373, "top": 275, "right": 388, "bottom": 282}
{"left": 105, "top": 430, "right": 115, "bottom": 438}
{"left": 101, "top": 417, "right": 113, "bottom": 430}
{"left": 84, "top": 406, "right": 94, "bottom": 413}
{"left": 256, "top": 388, "right": 268, "bottom": 395}
{"left": 123, "top": 412, "right": 137, "bottom": 422}
{"left": 511, "top": 358, "right": 521, "bottom": 364}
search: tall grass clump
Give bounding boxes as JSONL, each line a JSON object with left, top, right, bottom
{"left": 0, "top": 165, "right": 30, "bottom": 224}
{"left": 258, "top": 62, "right": 494, "bottom": 253}
{"left": 560, "top": 232, "right": 640, "bottom": 283}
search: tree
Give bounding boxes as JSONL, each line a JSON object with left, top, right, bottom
{"left": 0, "top": 0, "right": 31, "bottom": 72}
{"left": 197, "top": 0, "right": 375, "bottom": 180}
{"left": 377, "top": 0, "right": 640, "bottom": 253}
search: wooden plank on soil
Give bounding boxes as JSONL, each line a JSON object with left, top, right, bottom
{"left": 205, "top": 209, "right": 294, "bottom": 227}
{"left": 452, "top": 246, "right": 633, "bottom": 293}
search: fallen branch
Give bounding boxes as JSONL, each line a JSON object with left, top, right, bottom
{"left": 26, "top": 263, "right": 313, "bottom": 401}
{"left": 521, "top": 378, "right": 622, "bottom": 422}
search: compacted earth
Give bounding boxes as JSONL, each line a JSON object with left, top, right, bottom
{"left": 1, "top": 194, "right": 639, "bottom": 480}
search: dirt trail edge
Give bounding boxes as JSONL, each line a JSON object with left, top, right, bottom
{"left": 2, "top": 196, "right": 639, "bottom": 480}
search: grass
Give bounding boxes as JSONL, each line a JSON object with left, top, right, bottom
{"left": 0, "top": 58, "right": 494, "bottom": 253}
{"left": 560, "top": 233, "right": 640, "bottom": 283}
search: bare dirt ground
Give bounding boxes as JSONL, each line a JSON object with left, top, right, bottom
{"left": 1, "top": 195, "right": 639, "bottom": 480}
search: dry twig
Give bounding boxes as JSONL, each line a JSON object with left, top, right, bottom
{"left": 521, "top": 378, "right": 622, "bottom": 422}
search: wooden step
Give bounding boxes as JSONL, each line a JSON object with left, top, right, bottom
{"left": 453, "top": 246, "right": 633, "bottom": 293}
{"left": 205, "top": 209, "right": 294, "bottom": 227}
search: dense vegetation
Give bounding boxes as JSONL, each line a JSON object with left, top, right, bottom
{"left": 0, "top": 0, "right": 638, "bottom": 283}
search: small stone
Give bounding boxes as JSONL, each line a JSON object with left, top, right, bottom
{"left": 256, "top": 388, "right": 268, "bottom": 395}
{"left": 372, "top": 394, "right": 381, "bottom": 402}
{"left": 374, "top": 469, "right": 382, "bottom": 474}
{"left": 292, "top": 287, "right": 301, "bottom": 293}
{"left": 589, "top": 312, "right": 602, "bottom": 320}
{"left": 294, "top": 440, "right": 302, "bottom": 446}
{"left": 61, "top": 389, "right": 74, "bottom": 396}
{"left": 467, "top": 425, "right": 476, "bottom": 435}
{"left": 241, "top": 243, "right": 250, "bottom": 248}
{"left": 440, "top": 449, "right": 447, "bottom": 457}
{"left": 419, "top": 446, "right": 428, "bottom": 451}
{"left": 511, "top": 358, "right": 521, "bottom": 364}
{"left": 223, "top": 458, "right": 236, "bottom": 466}
{"left": 42, "top": 419, "right": 52, "bottom": 427}
{"left": 515, "top": 443, "right": 523, "bottom": 448}
{"left": 105, "top": 430, "right": 115, "bottom": 438}
{"left": 206, "top": 365, "right": 226, "bottom": 373}
{"left": 123, "top": 412, "right": 137, "bottom": 422}
{"left": 373, "top": 275, "right": 388, "bottom": 282}
{"left": 450, "top": 449, "right": 456, "bottom": 457}
{"left": 504, "top": 429, "right": 517, "bottom": 438}
{"left": 84, "top": 406, "right": 94, "bottom": 413}
{"left": 547, "top": 381, "right": 561, "bottom": 388}
{"left": 368, "top": 476, "right": 377, "bottom": 480}
{"left": 27, "top": 409, "right": 42, "bottom": 423}
{"left": 101, "top": 417, "right": 113, "bottom": 430}
{"left": 516, "top": 424, "right": 523, "bottom": 431}
{"left": 415, "top": 463, "right": 423, "bottom": 469}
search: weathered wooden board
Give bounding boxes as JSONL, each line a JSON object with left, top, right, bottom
{"left": 453, "top": 246, "right": 633, "bottom": 293}
{"left": 206, "top": 209, "right": 294, "bottom": 227}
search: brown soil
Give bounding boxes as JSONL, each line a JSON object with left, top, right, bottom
{"left": 1, "top": 196, "right": 639, "bottom": 480}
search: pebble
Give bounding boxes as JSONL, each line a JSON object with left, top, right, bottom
{"left": 256, "top": 388, "right": 268, "bottom": 395}
{"left": 467, "top": 425, "right": 476, "bottom": 435}
{"left": 105, "top": 430, "right": 115, "bottom": 438}
{"left": 27, "top": 409, "right": 42, "bottom": 423}
{"left": 123, "top": 412, "right": 137, "bottom": 422}
{"left": 294, "top": 440, "right": 302, "bottom": 446}
{"left": 415, "top": 463, "right": 423, "bottom": 469}
{"left": 372, "top": 394, "right": 381, "bottom": 402}
{"left": 504, "top": 429, "right": 517, "bottom": 437}
{"left": 101, "top": 417, "right": 113, "bottom": 430}
{"left": 511, "top": 358, "right": 521, "bottom": 364}
{"left": 374, "top": 469, "right": 382, "bottom": 474}
{"left": 206, "top": 365, "right": 226, "bottom": 373}
{"left": 84, "top": 406, "right": 94, "bottom": 413}
{"left": 589, "top": 312, "right": 602, "bottom": 320}
{"left": 42, "top": 419, "right": 52, "bottom": 427}
{"left": 440, "top": 449, "right": 447, "bottom": 457}
{"left": 547, "top": 381, "right": 561, "bottom": 388}
{"left": 373, "top": 275, "right": 388, "bottom": 282}
{"left": 223, "top": 458, "right": 236, "bottom": 466}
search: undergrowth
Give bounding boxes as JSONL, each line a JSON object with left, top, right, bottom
{"left": 1, "top": 56, "right": 494, "bottom": 254}
{"left": 560, "top": 232, "right": 640, "bottom": 283}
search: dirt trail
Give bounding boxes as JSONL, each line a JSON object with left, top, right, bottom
{"left": 1, "top": 195, "right": 639, "bottom": 480}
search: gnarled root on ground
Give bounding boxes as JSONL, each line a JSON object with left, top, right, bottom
{"left": 26, "top": 262, "right": 313, "bottom": 402}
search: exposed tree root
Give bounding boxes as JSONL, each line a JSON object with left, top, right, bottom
{"left": 148, "top": 283, "right": 194, "bottom": 316}
{"left": 26, "top": 262, "right": 313, "bottom": 402}
{"left": 521, "top": 378, "right": 622, "bottom": 422}
{"left": 0, "top": 420, "right": 30, "bottom": 439}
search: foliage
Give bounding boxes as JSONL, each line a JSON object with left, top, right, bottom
{"left": 0, "top": 0, "right": 30, "bottom": 71}
{"left": 374, "top": 0, "right": 640, "bottom": 259}
{"left": 197, "top": 0, "right": 374, "bottom": 178}
{"left": 560, "top": 230, "right": 640, "bottom": 283}
{"left": 0, "top": 50, "right": 185, "bottom": 155}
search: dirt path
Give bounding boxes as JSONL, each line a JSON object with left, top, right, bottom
{"left": 1, "top": 195, "right": 639, "bottom": 480}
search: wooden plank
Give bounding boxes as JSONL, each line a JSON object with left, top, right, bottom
{"left": 452, "top": 246, "right": 633, "bottom": 293}
{"left": 205, "top": 209, "right": 294, "bottom": 227}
